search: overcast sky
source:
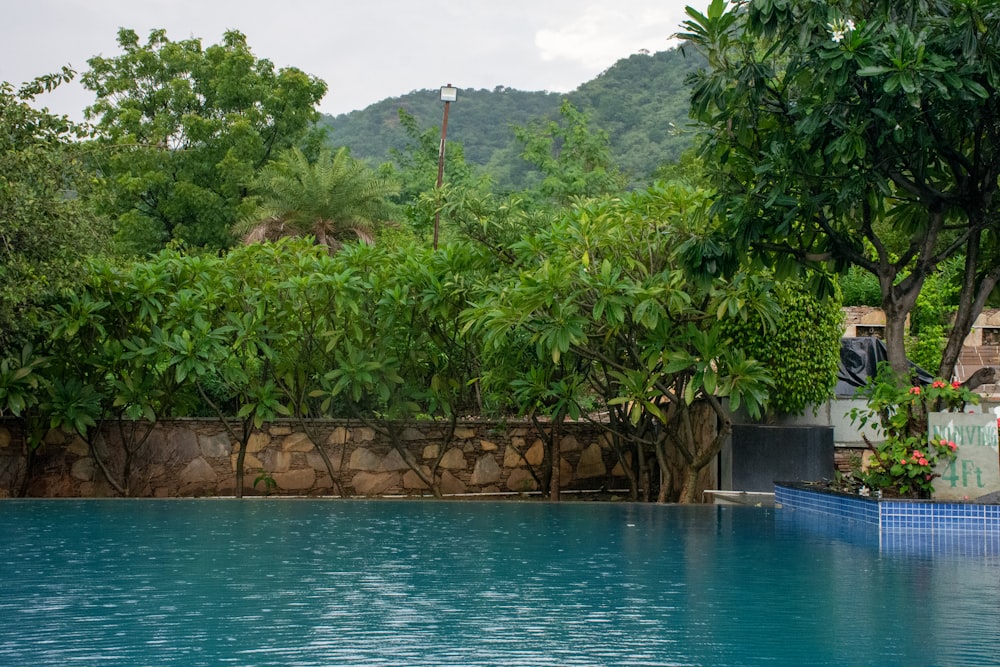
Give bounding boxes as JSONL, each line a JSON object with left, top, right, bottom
{"left": 2, "top": 0, "right": 694, "bottom": 121}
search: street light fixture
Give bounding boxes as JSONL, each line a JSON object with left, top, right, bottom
{"left": 433, "top": 84, "right": 457, "bottom": 249}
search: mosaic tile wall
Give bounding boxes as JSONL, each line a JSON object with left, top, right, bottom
{"left": 775, "top": 484, "right": 1000, "bottom": 556}
{"left": 774, "top": 484, "right": 879, "bottom": 525}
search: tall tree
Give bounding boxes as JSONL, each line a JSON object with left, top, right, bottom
{"left": 239, "top": 146, "right": 399, "bottom": 251}
{"left": 0, "top": 70, "right": 107, "bottom": 355}
{"left": 384, "top": 108, "right": 484, "bottom": 245}
{"left": 514, "top": 99, "right": 628, "bottom": 205}
{"left": 468, "top": 184, "right": 774, "bottom": 502}
{"left": 82, "top": 28, "right": 327, "bottom": 253}
{"left": 681, "top": 0, "right": 1000, "bottom": 382}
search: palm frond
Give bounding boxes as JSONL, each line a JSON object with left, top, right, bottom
{"left": 236, "top": 146, "right": 399, "bottom": 252}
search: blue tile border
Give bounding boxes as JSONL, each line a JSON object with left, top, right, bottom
{"left": 775, "top": 483, "right": 1000, "bottom": 555}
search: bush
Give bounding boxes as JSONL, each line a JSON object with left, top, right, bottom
{"left": 849, "top": 365, "right": 977, "bottom": 497}
{"left": 723, "top": 278, "right": 843, "bottom": 417}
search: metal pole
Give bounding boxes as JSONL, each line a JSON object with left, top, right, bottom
{"left": 433, "top": 89, "right": 451, "bottom": 250}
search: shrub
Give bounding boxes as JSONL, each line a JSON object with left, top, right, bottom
{"left": 849, "top": 365, "right": 977, "bottom": 497}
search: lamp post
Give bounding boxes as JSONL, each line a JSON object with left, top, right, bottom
{"left": 433, "top": 84, "right": 457, "bottom": 250}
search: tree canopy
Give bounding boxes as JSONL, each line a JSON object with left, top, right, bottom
{"left": 0, "top": 71, "right": 108, "bottom": 355}
{"left": 323, "top": 47, "right": 706, "bottom": 190}
{"left": 82, "top": 28, "right": 327, "bottom": 253}
{"left": 681, "top": 0, "right": 1000, "bottom": 381}
{"left": 239, "top": 146, "right": 399, "bottom": 251}
{"left": 469, "top": 183, "right": 776, "bottom": 502}
{"left": 513, "top": 100, "right": 628, "bottom": 205}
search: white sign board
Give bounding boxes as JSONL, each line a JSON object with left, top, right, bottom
{"left": 929, "top": 412, "right": 1000, "bottom": 501}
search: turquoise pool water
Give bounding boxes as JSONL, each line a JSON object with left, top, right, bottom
{"left": 1, "top": 500, "right": 998, "bottom": 666}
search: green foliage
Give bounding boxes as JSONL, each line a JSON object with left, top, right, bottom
{"left": 513, "top": 100, "right": 627, "bottom": 205}
{"left": 324, "top": 86, "right": 560, "bottom": 180}
{"left": 381, "top": 109, "right": 485, "bottom": 243}
{"left": 314, "top": 241, "right": 493, "bottom": 422}
{"left": 571, "top": 50, "right": 706, "bottom": 184}
{"left": 0, "top": 345, "right": 46, "bottom": 418}
{"left": 240, "top": 146, "right": 399, "bottom": 250}
{"left": 39, "top": 252, "right": 210, "bottom": 493}
{"left": 0, "top": 72, "right": 108, "bottom": 355}
{"left": 682, "top": 0, "right": 1000, "bottom": 379}
{"left": 432, "top": 186, "right": 551, "bottom": 262}
{"left": 466, "top": 184, "right": 777, "bottom": 501}
{"left": 722, "top": 278, "right": 844, "bottom": 417}
{"left": 839, "top": 267, "right": 881, "bottom": 307}
{"left": 253, "top": 470, "right": 277, "bottom": 495}
{"left": 324, "top": 48, "right": 704, "bottom": 190}
{"left": 82, "top": 28, "right": 327, "bottom": 253}
{"left": 906, "top": 258, "right": 963, "bottom": 372}
{"left": 849, "top": 365, "right": 977, "bottom": 497}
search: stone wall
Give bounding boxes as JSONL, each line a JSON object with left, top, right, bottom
{"left": 0, "top": 418, "right": 629, "bottom": 499}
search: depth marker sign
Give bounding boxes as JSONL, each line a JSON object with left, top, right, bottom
{"left": 929, "top": 412, "right": 1000, "bottom": 501}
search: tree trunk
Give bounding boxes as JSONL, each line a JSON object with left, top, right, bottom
{"left": 288, "top": 412, "right": 345, "bottom": 496}
{"left": 654, "top": 436, "right": 671, "bottom": 504}
{"left": 88, "top": 433, "right": 127, "bottom": 497}
{"left": 939, "top": 231, "right": 1000, "bottom": 380}
{"left": 606, "top": 410, "right": 639, "bottom": 500}
{"left": 391, "top": 441, "right": 442, "bottom": 498}
{"left": 882, "top": 296, "right": 916, "bottom": 379}
{"left": 235, "top": 434, "right": 248, "bottom": 498}
{"left": 678, "top": 467, "right": 702, "bottom": 504}
{"left": 675, "top": 400, "right": 730, "bottom": 504}
{"left": 549, "top": 417, "right": 561, "bottom": 502}
{"left": 17, "top": 445, "right": 37, "bottom": 498}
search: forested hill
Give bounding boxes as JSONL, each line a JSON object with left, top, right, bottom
{"left": 321, "top": 46, "right": 706, "bottom": 188}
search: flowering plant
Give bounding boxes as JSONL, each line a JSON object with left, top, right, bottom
{"left": 848, "top": 364, "right": 977, "bottom": 497}
{"left": 861, "top": 436, "right": 958, "bottom": 497}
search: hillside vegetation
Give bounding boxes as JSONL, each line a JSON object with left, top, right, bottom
{"left": 322, "top": 47, "right": 706, "bottom": 189}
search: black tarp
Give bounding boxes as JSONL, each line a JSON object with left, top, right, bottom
{"left": 835, "top": 337, "right": 935, "bottom": 397}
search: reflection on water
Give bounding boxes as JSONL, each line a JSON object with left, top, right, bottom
{"left": 0, "top": 500, "right": 998, "bottom": 666}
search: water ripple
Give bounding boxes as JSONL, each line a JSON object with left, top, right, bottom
{"left": 1, "top": 500, "right": 998, "bottom": 665}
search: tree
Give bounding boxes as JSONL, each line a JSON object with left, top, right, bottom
{"left": 479, "top": 333, "right": 591, "bottom": 500}
{"left": 264, "top": 242, "right": 367, "bottom": 495}
{"left": 681, "top": 0, "right": 1000, "bottom": 382}
{"left": 383, "top": 108, "right": 485, "bottom": 245}
{"left": 82, "top": 28, "right": 327, "bottom": 253}
{"left": 159, "top": 245, "right": 292, "bottom": 497}
{"left": 314, "top": 241, "right": 491, "bottom": 497}
{"left": 239, "top": 146, "right": 399, "bottom": 251}
{"left": 514, "top": 100, "right": 628, "bottom": 205}
{"left": 0, "top": 70, "right": 108, "bottom": 355}
{"left": 44, "top": 260, "right": 188, "bottom": 497}
{"left": 468, "top": 183, "right": 774, "bottom": 502}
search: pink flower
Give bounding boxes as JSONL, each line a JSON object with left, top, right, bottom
{"left": 925, "top": 474, "right": 932, "bottom": 481}
{"left": 909, "top": 386, "right": 921, "bottom": 395}
{"left": 948, "top": 441, "right": 957, "bottom": 451}
{"left": 912, "top": 450, "right": 923, "bottom": 458}
{"left": 932, "top": 380, "right": 946, "bottom": 389}
{"left": 952, "top": 381, "right": 961, "bottom": 389}
{"left": 919, "top": 458, "right": 928, "bottom": 466}
{"left": 900, "top": 458, "right": 908, "bottom": 465}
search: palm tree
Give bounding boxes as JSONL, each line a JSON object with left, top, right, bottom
{"left": 238, "top": 147, "right": 399, "bottom": 251}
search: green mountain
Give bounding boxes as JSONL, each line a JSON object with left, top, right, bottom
{"left": 321, "top": 46, "right": 706, "bottom": 189}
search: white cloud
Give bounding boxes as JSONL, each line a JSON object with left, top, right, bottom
{"left": 535, "top": 5, "right": 683, "bottom": 69}
{"left": 3, "top": 0, "right": 693, "bottom": 120}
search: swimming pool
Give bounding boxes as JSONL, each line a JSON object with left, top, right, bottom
{"left": 1, "top": 500, "right": 997, "bottom": 666}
